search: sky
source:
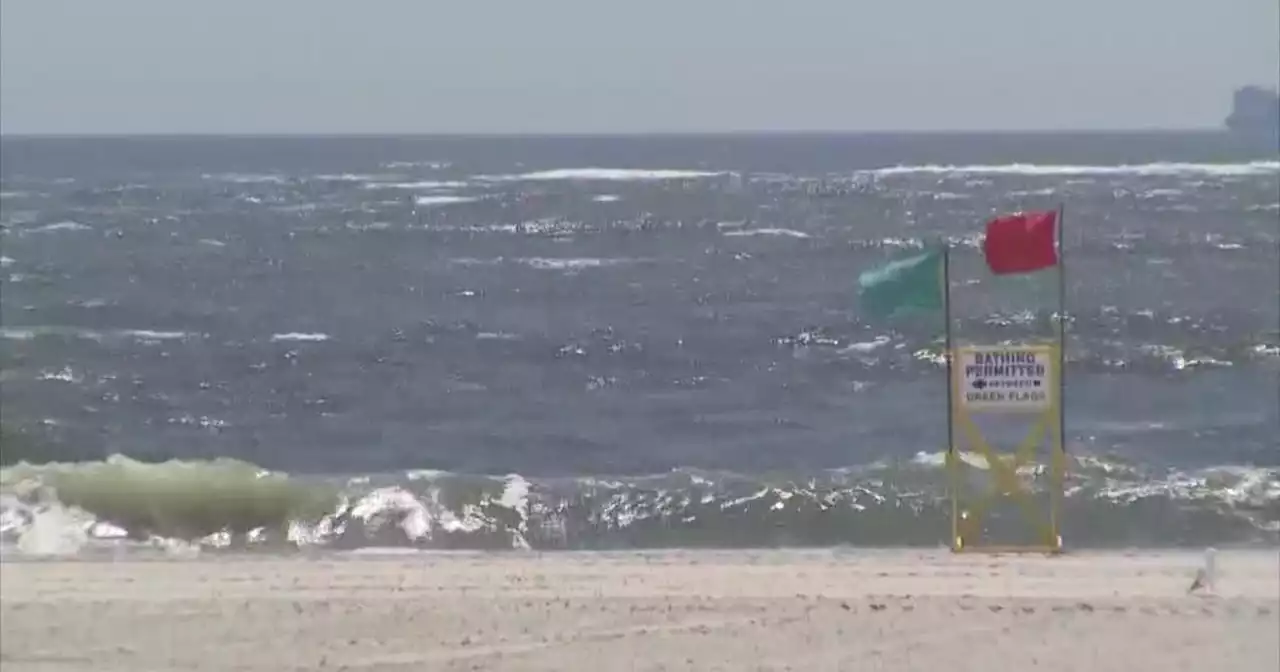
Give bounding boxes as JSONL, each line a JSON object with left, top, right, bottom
{"left": 1, "top": 0, "right": 1277, "bottom": 134}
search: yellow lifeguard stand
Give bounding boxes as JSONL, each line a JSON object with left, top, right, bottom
{"left": 946, "top": 343, "right": 1065, "bottom": 554}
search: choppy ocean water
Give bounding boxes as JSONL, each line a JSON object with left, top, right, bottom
{"left": 0, "top": 133, "right": 1277, "bottom": 554}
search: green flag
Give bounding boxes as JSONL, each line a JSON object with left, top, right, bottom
{"left": 858, "top": 247, "right": 946, "bottom": 319}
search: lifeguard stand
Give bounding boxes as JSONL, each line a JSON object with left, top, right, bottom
{"left": 947, "top": 343, "right": 1065, "bottom": 554}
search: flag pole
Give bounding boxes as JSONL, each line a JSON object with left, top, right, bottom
{"left": 1055, "top": 203, "right": 1066, "bottom": 454}
{"left": 1053, "top": 203, "right": 1067, "bottom": 549}
{"left": 942, "top": 242, "right": 958, "bottom": 549}
{"left": 943, "top": 243, "right": 955, "bottom": 457}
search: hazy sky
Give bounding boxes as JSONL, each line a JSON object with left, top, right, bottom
{"left": 2, "top": 0, "right": 1277, "bottom": 134}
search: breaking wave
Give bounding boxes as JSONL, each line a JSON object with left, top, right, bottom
{"left": 860, "top": 161, "right": 1280, "bottom": 178}
{"left": 3, "top": 453, "right": 1276, "bottom": 557}
{"left": 474, "top": 168, "right": 723, "bottom": 182}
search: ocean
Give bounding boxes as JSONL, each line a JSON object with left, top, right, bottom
{"left": 1, "top": 132, "right": 1277, "bottom": 554}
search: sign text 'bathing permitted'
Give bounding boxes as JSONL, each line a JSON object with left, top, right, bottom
{"left": 955, "top": 345, "right": 1054, "bottom": 413}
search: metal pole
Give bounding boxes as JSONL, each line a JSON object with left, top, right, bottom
{"left": 1055, "top": 203, "right": 1066, "bottom": 455}
{"left": 942, "top": 244, "right": 959, "bottom": 549}
{"left": 1053, "top": 203, "right": 1067, "bottom": 550}
{"left": 943, "top": 244, "right": 955, "bottom": 456}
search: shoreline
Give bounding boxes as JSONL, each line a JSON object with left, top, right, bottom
{"left": 5, "top": 543, "right": 1280, "bottom": 565}
{"left": 2, "top": 549, "right": 1276, "bottom": 671}
{"left": 4, "top": 543, "right": 1280, "bottom": 556}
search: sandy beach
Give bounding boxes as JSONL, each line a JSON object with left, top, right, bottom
{"left": 1, "top": 549, "right": 1276, "bottom": 671}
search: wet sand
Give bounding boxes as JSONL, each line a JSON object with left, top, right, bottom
{"left": 1, "top": 549, "right": 1277, "bottom": 671}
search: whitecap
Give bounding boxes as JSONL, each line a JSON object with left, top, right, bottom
{"left": 839, "top": 336, "right": 891, "bottom": 353}
{"left": 592, "top": 194, "right": 622, "bottom": 202}
{"left": 414, "top": 195, "right": 477, "bottom": 206}
{"left": 519, "top": 257, "right": 631, "bottom": 270}
{"left": 345, "top": 221, "right": 393, "bottom": 231}
{"left": 370, "top": 181, "right": 470, "bottom": 190}
{"left": 477, "top": 332, "right": 520, "bottom": 340}
{"left": 382, "top": 161, "right": 452, "bottom": 170}
{"left": 270, "top": 332, "right": 330, "bottom": 342}
{"left": 475, "top": 168, "right": 721, "bottom": 182}
{"left": 122, "top": 330, "right": 189, "bottom": 341}
{"left": 722, "top": 228, "right": 810, "bottom": 239}
{"left": 29, "top": 221, "right": 90, "bottom": 233}
{"left": 1251, "top": 344, "right": 1280, "bottom": 359}
{"left": 13, "top": 502, "right": 93, "bottom": 556}
{"left": 875, "top": 237, "right": 920, "bottom": 248}
{"left": 913, "top": 349, "right": 947, "bottom": 367}
{"left": 202, "top": 173, "right": 287, "bottom": 184}
{"left": 0, "top": 326, "right": 104, "bottom": 341}
{"left": 312, "top": 173, "right": 402, "bottom": 182}
{"left": 37, "top": 367, "right": 81, "bottom": 383}
{"left": 862, "top": 160, "right": 1280, "bottom": 178}
{"left": 0, "top": 328, "right": 36, "bottom": 340}
{"left": 1138, "top": 188, "right": 1184, "bottom": 199}
{"left": 499, "top": 474, "right": 532, "bottom": 549}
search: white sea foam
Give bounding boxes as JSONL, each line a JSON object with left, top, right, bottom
{"left": 1139, "top": 188, "right": 1185, "bottom": 198}
{"left": 270, "top": 332, "right": 330, "bottom": 343}
{"left": 345, "top": 221, "right": 393, "bottom": 231}
{"left": 863, "top": 160, "right": 1280, "bottom": 178}
{"left": 0, "top": 328, "right": 37, "bottom": 341}
{"left": 839, "top": 336, "right": 891, "bottom": 354}
{"left": 499, "top": 474, "right": 532, "bottom": 549}
{"left": 475, "top": 168, "right": 721, "bottom": 182}
{"left": 37, "top": 367, "right": 81, "bottom": 383}
{"left": 592, "top": 194, "right": 622, "bottom": 202}
{"left": 312, "top": 173, "right": 402, "bottom": 182}
{"left": 476, "top": 332, "right": 520, "bottom": 341}
{"left": 382, "top": 160, "right": 452, "bottom": 170}
{"left": 202, "top": 173, "right": 287, "bottom": 184}
{"left": 449, "top": 257, "right": 636, "bottom": 270}
{"left": 0, "top": 256, "right": 14, "bottom": 267}
{"left": 415, "top": 195, "right": 477, "bottom": 206}
{"left": 722, "top": 228, "right": 811, "bottom": 239}
{"left": 1251, "top": 344, "right": 1280, "bottom": 359}
{"left": 519, "top": 257, "right": 632, "bottom": 270}
{"left": 370, "top": 181, "right": 471, "bottom": 190}
{"left": 28, "top": 221, "right": 91, "bottom": 233}
{"left": 11, "top": 500, "right": 94, "bottom": 556}
{"left": 0, "top": 327, "right": 192, "bottom": 342}
{"left": 429, "top": 224, "right": 521, "bottom": 235}
{"left": 123, "top": 330, "right": 191, "bottom": 342}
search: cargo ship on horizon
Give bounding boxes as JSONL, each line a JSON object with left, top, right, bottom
{"left": 1225, "top": 86, "right": 1279, "bottom": 143}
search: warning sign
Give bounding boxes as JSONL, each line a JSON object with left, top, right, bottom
{"left": 955, "top": 345, "right": 1054, "bottom": 413}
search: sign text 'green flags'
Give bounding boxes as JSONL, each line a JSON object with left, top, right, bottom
{"left": 857, "top": 247, "right": 946, "bottom": 319}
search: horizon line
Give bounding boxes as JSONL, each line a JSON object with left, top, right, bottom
{"left": 0, "top": 127, "right": 1233, "bottom": 141}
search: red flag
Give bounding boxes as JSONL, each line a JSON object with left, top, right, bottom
{"left": 982, "top": 210, "right": 1059, "bottom": 275}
